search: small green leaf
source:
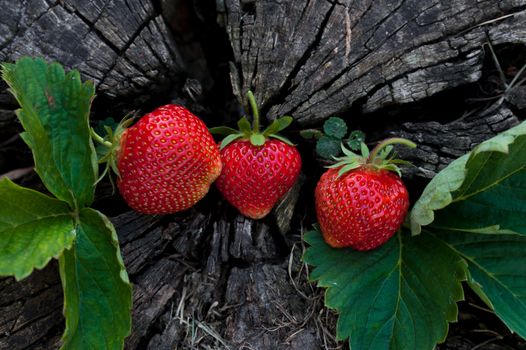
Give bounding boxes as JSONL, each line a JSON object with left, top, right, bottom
{"left": 237, "top": 117, "right": 252, "bottom": 134}
{"left": 60, "top": 208, "right": 132, "bottom": 350}
{"left": 346, "top": 130, "right": 366, "bottom": 151}
{"left": 250, "top": 133, "right": 266, "bottom": 146}
{"left": 269, "top": 134, "right": 294, "bottom": 146}
{"left": 0, "top": 178, "right": 75, "bottom": 280}
{"left": 94, "top": 117, "right": 118, "bottom": 137}
{"left": 262, "top": 116, "right": 293, "bottom": 136}
{"left": 300, "top": 129, "right": 323, "bottom": 140}
{"left": 437, "top": 231, "right": 526, "bottom": 338}
{"left": 360, "top": 142, "right": 370, "bottom": 158}
{"left": 337, "top": 163, "right": 361, "bottom": 177}
{"left": 340, "top": 144, "right": 360, "bottom": 158}
{"left": 316, "top": 136, "right": 341, "bottom": 159}
{"left": 208, "top": 126, "right": 239, "bottom": 135}
{"left": 378, "top": 145, "right": 394, "bottom": 160}
{"left": 304, "top": 228, "right": 466, "bottom": 350}
{"left": 220, "top": 134, "right": 244, "bottom": 149}
{"left": 2, "top": 57, "right": 97, "bottom": 209}
{"left": 262, "top": 120, "right": 280, "bottom": 136}
{"left": 323, "top": 117, "right": 348, "bottom": 139}
{"left": 410, "top": 120, "right": 526, "bottom": 235}
{"left": 383, "top": 164, "right": 402, "bottom": 177}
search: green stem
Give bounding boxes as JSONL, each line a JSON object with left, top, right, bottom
{"left": 90, "top": 128, "right": 113, "bottom": 148}
{"left": 246, "top": 90, "right": 260, "bottom": 133}
{"left": 368, "top": 137, "right": 416, "bottom": 163}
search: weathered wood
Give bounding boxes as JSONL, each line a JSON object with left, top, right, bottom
{"left": 0, "top": 0, "right": 184, "bottom": 99}
{"left": 220, "top": 0, "right": 526, "bottom": 124}
{"left": 1, "top": 1, "right": 526, "bottom": 349}
{"left": 391, "top": 103, "right": 521, "bottom": 178}
{"left": 0, "top": 207, "right": 328, "bottom": 350}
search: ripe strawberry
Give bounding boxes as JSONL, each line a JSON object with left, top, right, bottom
{"left": 210, "top": 91, "right": 301, "bottom": 219}
{"left": 96, "top": 104, "right": 222, "bottom": 214}
{"left": 315, "top": 139, "right": 415, "bottom": 250}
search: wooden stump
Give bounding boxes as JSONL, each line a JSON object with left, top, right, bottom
{"left": 1, "top": 0, "right": 526, "bottom": 349}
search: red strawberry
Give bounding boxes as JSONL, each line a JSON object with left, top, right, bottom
{"left": 210, "top": 91, "right": 301, "bottom": 219}
{"left": 315, "top": 139, "right": 415, "bottom": 250}
{"left": 216, "top": 139, "right": 301, "bottom": 219}
{"left": 97, "top": 104, "right": 221, "bottom": 214}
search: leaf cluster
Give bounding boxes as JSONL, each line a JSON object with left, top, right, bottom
{"left": 209, "top": 90, "right": 294, "bottom": 148}
{"left": 0, "top": 57, "right": 131, "bottom": 349}
{"left": 300, "top": 117, "right": 365, "bottom": 160}
{"left": 304, "top": 121, "right": 526, "bottom": 350}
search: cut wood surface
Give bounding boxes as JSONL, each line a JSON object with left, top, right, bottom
{"left": 0, "top": 205, "right": 327, "bottom": 349}
{"left": 221, "top": 0, "right": 525, "bottom": 123}
{"left": 0, "top": 0, "right": 184, "bottom": 98}
{"left": 0, "top": 0, "right": 526, "bottom": 349}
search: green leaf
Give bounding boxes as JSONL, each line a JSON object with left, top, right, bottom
{"left": 220, "top": 134, "right": 244, "bottom": 149}
{"left": 237, "top": 117, "right": 252, "bottom": 134}
{"left": 250, "top": 133, "right": 266, "bottom": 146}
{"left": 262, "top": 116, "right": 293, "bottom": 136}
{"left": 360, "top": 142, "right": 370, "bottom": 158}
{"left": 411, "top": 120, "right": 526, "bottom": 235}
{"left": 409, "top": 120, "right": 526, "bottom": 337}
{"left": 208, "top": 126, "right": 239, "bottom": 135}
{"left": 0, "top": 178, "right": 76, "bottom": 280}
{"left": 346, "top": 130, "right": 366, "bottom": 151}
{"left": 378, "top": 145, "right": 394, "bottom": 160}
{"left": 60, "top": 208, "right": 132, "bottom": 350}
{"left": 304, "top": 229, "right": 466, "bottom": 350}
{"left": 437, "top": 231, "right": 526, "bottom": 338}
{"left": 94, "top": 117, "right": 118, "bottom": 137}
{"left": 2, "top": 57, "right": 97, "bottom": 209}
{"left": 323, "top": 117, "right": 348, "bottom": 139}
{"left": 269, "top": 134, "right": 294, "bottom": 146}
{"left": 337, "top": 163, "right": 361, "bottom": 177}
{"left": 316, "top": 136, "right": 341, "bottom": 159}
{"left": 300, "top": 129, "right": 323, "bottom": 140}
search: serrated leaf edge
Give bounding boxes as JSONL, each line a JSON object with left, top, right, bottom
{"left": 410, "top": 120, "right": 526, "bottom": 235}
{"left": 303, "top": 230, "right": 468, "bottom": 350}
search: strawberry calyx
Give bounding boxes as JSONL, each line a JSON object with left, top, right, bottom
{"left": 328, "top": 137, "right": 416, "bottom": 177}
{"left": 90, "top": 115, "right": 135, "bottom": 183}
{"left": 209, "top": 90, "right": 294, "bottom": 149}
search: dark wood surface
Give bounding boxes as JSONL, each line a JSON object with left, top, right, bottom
{"left": 1, "top": 0, "right": 525, "bottom": 349}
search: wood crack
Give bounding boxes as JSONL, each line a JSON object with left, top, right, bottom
{"left": 258, "top": 1, "right": 337, "bottom": 117}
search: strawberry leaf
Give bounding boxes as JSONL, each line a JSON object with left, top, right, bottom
{"left": 316, "top": 136, "right": 341, "bottom": 159}
{"left": 410, "top": 120, "right": 526, "bottom": 337}
{"left": 346, "top": 130, "right": 366, "bottom": 151}
{"left": 300, "top": 129, "right": 323, "bottom": 140}
{"left": 237, "top": 116, "right": 252, "bottom": 134}
{"left": 411, "top": 120, "right": 526, "bottom": 235}
{"left": 434, "top": 230, "right": 526, "bottom": 338}
{"left": 323, "top": 117, "right": 348, "bottom": 139}
{"left": 1, "top": 57, "right": 97, "bottom": 209}
{"left": 303, "top": 228, "right": 466, "bottom": 350}
{"left": 60, "top": 208, "right": 132, "bottom": 350}
{"left": 209, "top": 126, "right": 239, "bottom": 135}
{"left": 220, "top": 133, "right": 244, "bottom": 149}
{"left": 269, "top": 134, "right": 294, "bottom": 146}
{"left": 262, "top": 116, "right": 293, "bottom": 136}
{"left": 0, "top": 178, "right": 76, "bottom": 280}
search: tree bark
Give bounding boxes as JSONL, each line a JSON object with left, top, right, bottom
{"left": 1, "top": 0, "right": 526, "bottom": 349}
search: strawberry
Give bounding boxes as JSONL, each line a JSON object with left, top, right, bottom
{"left": 95, "top": 104, "right": 222, "bottom": 214}
{"left": 210, "top": 91, "right": 301, "bottom": 219}
{"left": 315, "top": 139, "right": 415, "bottom": 250}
